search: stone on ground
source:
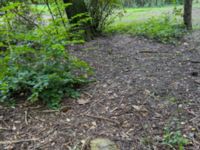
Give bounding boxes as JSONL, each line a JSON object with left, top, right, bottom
{"left": 90, "top": 138, "right": 119, "bottom": 150}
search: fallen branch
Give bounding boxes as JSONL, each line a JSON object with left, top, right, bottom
{"left": 0, "top": 138, "right": 39, "bottom": 145}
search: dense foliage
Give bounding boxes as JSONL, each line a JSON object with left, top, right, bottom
{"left": 85, "top": 0, "right": 123, "bottom": 32}
{"left": 0, "top": 2, "right": 92, "bottom": 108}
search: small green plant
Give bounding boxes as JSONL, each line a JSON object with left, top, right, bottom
{"left": 163, "top": 128, "right": 189, "bottom": 150}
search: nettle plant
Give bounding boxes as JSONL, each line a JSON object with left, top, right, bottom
{"left": 0, "top": 2, "right": 92, "bottom": 109}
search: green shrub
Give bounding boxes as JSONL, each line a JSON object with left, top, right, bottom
{"left": 85, "top": 0, "right": 123, "bottom": 32}
{"left": 0, "top": 2, "right": 92, "bottom": 109}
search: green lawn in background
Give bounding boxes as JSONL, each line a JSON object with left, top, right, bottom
{"left": 110, "top": 3, "right": 200, "bottom": 32}
{"left": 30, "top": 3, "right": 200, "bottom": 29}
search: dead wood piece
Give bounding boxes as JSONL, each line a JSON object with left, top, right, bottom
{"left": 0, "top": 127, "right": 11, "bottom": 131}
{"left": 0, "top": 138, "right": 39, "bottom": 145}
{"left": 83, "top": 92, "right": 93, "bottom": 98}
{"left": 25, "top": 111, "right": 28, "bottom": 125}
{"left": 84, "top": 114, "right": 120, "bottom": 125}
{"left": 194, "top": 80, "right": 200, "bottom": 85}
{"left": 139, "top": 51, "right": 169, "bottom": 54}
{"left": 190, "top": 60, "right": 200, "bottom": 63}
{"left": 139, "top": 51, "right": 159, "bottom": 54}
{"left": 186, "top": 109, "right": 197, "bottom": 116}
{"left": 81, "top": 137, "right": 91, "bottom": 150}
{"left": 183, "top": 60, "right": 200, "bottom": 64}
{"left": 41, "top": 110, "right": 60, "bottom": 113}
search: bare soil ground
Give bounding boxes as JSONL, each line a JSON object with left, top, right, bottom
{"left": 0, "top": 31, "right": 200, "bottom": 150}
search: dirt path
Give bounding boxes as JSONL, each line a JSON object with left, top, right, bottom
{"left": 0, "top": 32, "right": 200, "bottom": 150}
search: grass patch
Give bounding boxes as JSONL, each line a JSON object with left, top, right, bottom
{"left": 114, "top": 6, "right": 180, "bottom": 25}
{"left": 106, "top": 13, "right": 186, "bottom": 43}
{"left": 106, "top": 5, "right": 200, "bottom": 43}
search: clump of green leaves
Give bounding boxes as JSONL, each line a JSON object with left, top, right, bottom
{"left": 0, "top": 2, "right": 92, "bottom": 109}
{"left": 106, "top": 11, "right": 186, "bottom": 43}
{"left": 163, "top": 128, "right": 189, "bottom": 150}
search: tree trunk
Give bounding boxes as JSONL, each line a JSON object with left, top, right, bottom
{"left": 63, "top": 0, "right": 96, "bottom": 40}
{"left": 184, "top": 0, "right": 193, "bottom": 30}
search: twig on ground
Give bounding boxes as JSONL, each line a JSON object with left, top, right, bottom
{"left": 194, "top": 80, "right": 200, "bottom": 85}
{"left": 84, "top": 114, "right": 120, "bottom": 125}
{"left": 25, "top": 110, "right": 28, "bottom": 125}
{"left": 189, "top": 60, "right": 200, "bottom": 64}
{"left": 186, "top": 109, "right": 198, "bottom": 116}
{"left": 81, "top": 137, "right": 91, "bottom": 150}
{"left": 192, "top": 138, "right": 200, "bottom": 147}
{"left": 190, "top": 115, "right": 200, "bottom": 122}
{"left": 1, "top": 120, "right": 10, "bottom": 129}
{"left": 0, "top": 127, "right": 11, "bottom": 131}
{"left": 28, "top": 114, "right": 45, "bottom": 122}
{"left": 183, "top": 60, "right": 200, "bottom": 64}
{"left": 0, "top": 138, "right": 39, "bottom": 145}
{"left": 139, "top": 51, "right": 159, "bottom": 53}
{"left": 41, "top": 110, "right": 60, "bottom": 113}
{"left": 83, "top": 92, "right": 93, "bottom": 98}
{"left": 161, "top": 143, "right": 176, "bottom": 150}
{"left": 29, "top": 105, "right": 42, "bottom": 110}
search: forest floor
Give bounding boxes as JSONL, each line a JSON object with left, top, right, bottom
{"left": 0, "top": 29, "right": 200, "bottom": 150}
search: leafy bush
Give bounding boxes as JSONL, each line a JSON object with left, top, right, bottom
{"left": 0, "top": 2, "right": 92, "bottom": 109}
{"left": 85, "top": 0, "right": 123, "bottom": 32}
{"left": 106, "top": 11, "right": 186, "bottom": 43}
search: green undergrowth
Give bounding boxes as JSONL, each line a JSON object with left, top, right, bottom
{"left": 106, "top": 8, "right": 187, "bottom": 43}
{"left": 0, "top": 2, "right": 93, "bottom": 109}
